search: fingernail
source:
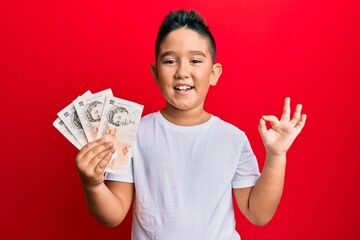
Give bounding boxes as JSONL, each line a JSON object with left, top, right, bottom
{"left": 104, "top": 152, "right": 112, "bottom": 160}
{"left": 107, "top": 142, "right": 114, "bottom": 147}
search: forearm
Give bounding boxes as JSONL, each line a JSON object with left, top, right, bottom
{"left": 249, "top": 154, "right": 286, "bottom": 225}
{"left": 82, "top": 182, "right": 126, "bottom": 227}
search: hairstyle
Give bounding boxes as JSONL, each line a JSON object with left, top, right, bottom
{"left": 108, "top": 106, "right": 134, "bottom": 127}
{"left": 155, "top": 9, "right": 216, "bottom": 63}
{"left": 85, "top": 101, "right": 102, "bottom": 122}
{"left": 71, "top": 112, "right": 82, "bottom": 129}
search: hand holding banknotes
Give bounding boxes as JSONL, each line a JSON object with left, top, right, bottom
{"left": 53, "top": 88, "right": 144, "bottom": 176}
{"left": 76, "top": 138, "right": 115, "bottom": 187}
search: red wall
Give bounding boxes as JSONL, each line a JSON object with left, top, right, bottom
{"left": 1, "top": 0, "right": 359, "bottom": 239}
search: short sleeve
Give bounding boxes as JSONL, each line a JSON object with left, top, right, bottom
{"left": 104, "top": 157, "right": 134, "bottom": 183}
{"left": 232, "top": 134, "right": 260, "bottom": 188}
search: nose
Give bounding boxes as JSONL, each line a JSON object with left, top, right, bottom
{"left": 174, "top": 61, "right": 189, "bottom": 79}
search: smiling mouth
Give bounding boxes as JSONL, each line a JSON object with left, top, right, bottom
{"left": 173, "top": 85, "right": 194, "bottom": 91}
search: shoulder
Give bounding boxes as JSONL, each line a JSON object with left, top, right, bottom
{"left": 141, "top": 112, "right": 157, "bottom": 121}
{"left": 212, "top": 115, "right": 245, "bottom": 138}
{"left": 208, "top": 116, "right": 250, "bottom": 149}
{"left": 139, "top": 112, "right": 158, "bottom": 126}
{"left": 136, "top": 112, "right": 159, "bottom": 136}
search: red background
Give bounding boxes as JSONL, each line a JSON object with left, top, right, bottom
{"left": 1, "top": 0, "right": 359, "bottom": 239}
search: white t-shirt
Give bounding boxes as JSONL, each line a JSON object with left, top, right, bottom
{"left": 105, "top": 112, "right": 260, "bottom": 240}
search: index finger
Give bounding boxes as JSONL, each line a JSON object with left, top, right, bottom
{"left": 280, "top": 97, "right": 291, "bottom": 122}
{"left": 77, "top": 137, "right": 106, "bottom": 159}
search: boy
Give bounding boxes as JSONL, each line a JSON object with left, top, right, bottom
{"left": 76, "top": 9, "right": 306, "bottom": 239}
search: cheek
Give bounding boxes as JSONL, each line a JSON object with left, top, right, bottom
{"left": 157, "top": 77, "right": 174, "bottom": 91}
{"left": 157, "top": 66, "right": 173, "bottom": 77}
{"left": 194, "top": 71, "right": 212, "bottom": 86}
{"left": 194, "top": 66, "right": 212, "bottom": 77}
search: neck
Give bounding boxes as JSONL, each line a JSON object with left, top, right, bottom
{"left": 160, "top": 104, "right": 211, "bottom": 126}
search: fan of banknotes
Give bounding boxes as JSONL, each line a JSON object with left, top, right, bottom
{"left": 53, "top": 88, "right": 144, "bottom": 175}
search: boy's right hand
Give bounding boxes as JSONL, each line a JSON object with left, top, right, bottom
{"left": 75, "top": 138, "right": 115, "bottom": 188}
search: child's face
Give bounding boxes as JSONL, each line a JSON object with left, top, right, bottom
{"left": 151, "top": 28, "right": 221, "bottom": 112}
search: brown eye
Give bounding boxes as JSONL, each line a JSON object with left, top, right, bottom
{"left": 164, "top": 59, "right": 176, "bottom": 64}
{"left": 191, "top": 59, "right": 202, "bottom": 64}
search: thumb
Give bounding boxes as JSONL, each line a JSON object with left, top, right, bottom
{"left": 261, "top": 115, "right": 279, "bottom": 128}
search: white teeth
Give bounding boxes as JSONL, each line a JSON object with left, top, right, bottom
{"left": 174, "top": 86, "right": 192, "bottom": 90}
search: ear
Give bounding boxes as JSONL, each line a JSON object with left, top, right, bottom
{"left": 209, "top": 63, "right": 222, "bottom": 86}
{"left": 150, "top": 64, "right": 159, "bottom": 85}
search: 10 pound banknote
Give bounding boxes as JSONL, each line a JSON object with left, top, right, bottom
{"left": 96, "top": 96, "right": 144, "bottom": 175}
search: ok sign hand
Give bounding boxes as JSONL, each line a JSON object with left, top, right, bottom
{"left": 258, "top": 97, "right": 307, "bottom": 158}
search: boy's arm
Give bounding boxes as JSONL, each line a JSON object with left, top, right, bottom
{"left": 76, "top": 138, "right": 134, "bottom": 227}
{"left": 233, "top": 155, "right": 285, "bottom": 226}
{"left": 233, "top": 97, "right": 306, "bottom": 226}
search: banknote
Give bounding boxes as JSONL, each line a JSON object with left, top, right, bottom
{"left": 96, "top": 96, "right": 144, "bottom": 175}
{"left": 53, "top": 89, "right": 144, "bottom": 176}
{"left": 53, "top": 118, "right": 82, "bottom": 150}
{"left": 57, "top": 91, "right": 91, "bottom": 147}
{"left": 73, "top": 88, "right": 113, "bottom": 142}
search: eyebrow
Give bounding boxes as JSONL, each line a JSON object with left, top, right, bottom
{"left": 160, "top": 50, "right": 207, "bottom": 59}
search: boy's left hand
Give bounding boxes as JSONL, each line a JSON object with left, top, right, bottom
{"left": 258, "top": 97, "right": 307, "bottom": 158}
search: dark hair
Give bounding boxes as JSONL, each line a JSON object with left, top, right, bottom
{"left": 155, "top": 9, "right": 216, "bottom": 63}
{"left": 108, "top": 106, "right": 134, "bottom": 127}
